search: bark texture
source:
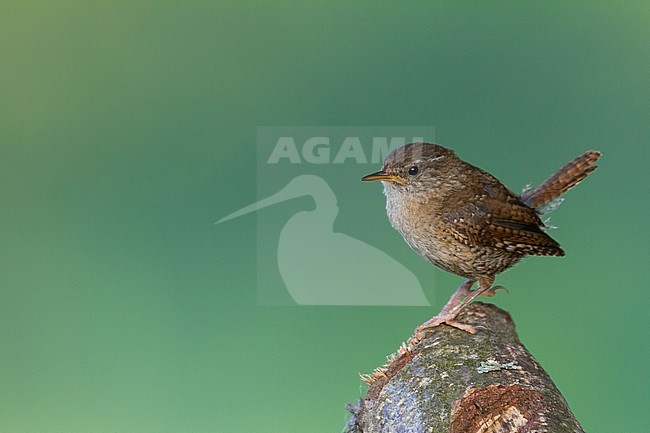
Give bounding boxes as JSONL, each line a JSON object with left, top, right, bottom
{"left": 346, "top": 302, "right": 584, "bottom": 433}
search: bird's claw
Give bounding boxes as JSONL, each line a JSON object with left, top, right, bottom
{"left": 446, "top": 320, "right": 479, "bottom": 334}
{"left": 482, "top": 285, "right": 509, "bottom": 297}
{"left": 415, "top": 316, "right": 478, "bottom": 339}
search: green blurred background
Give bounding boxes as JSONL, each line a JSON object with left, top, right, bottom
{"left": 1, "top": 1, "right": 648, "bottom": 432}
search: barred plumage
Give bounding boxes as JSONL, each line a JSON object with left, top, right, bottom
{"left": 521, "top": 150, "right": 601, "bottom": 210}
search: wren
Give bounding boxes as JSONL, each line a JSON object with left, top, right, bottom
{"left": 362, "top": 142, "right": 600, "bottom": 336}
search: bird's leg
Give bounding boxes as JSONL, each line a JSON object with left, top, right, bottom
{"left": 438, "top": 279, "right": 474, "bottom": 315}
{"left": 447, "top": 275, "right": 495, "bottom": 315}
{"left": 414, "top": 279, "right": 476, "bottom": 338}
{"left": 414, "top": 276, "right": 495, "bottom": 338}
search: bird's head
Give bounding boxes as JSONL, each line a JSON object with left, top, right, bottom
{"left": 361, "top": 142, "right": 458, "bottom": 194}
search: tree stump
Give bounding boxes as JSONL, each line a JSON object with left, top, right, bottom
{"left": 346, "top": 302, "right": 584, "bottom": 433}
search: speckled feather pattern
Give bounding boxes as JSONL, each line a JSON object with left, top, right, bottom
{"left": 378, "top": 143, "right": 599, "bottom": 281}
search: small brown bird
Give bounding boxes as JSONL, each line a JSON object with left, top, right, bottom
{"left": 362, "top": 143, "right": 600, "bottom": 336}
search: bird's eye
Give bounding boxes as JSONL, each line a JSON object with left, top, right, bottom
{"left": 408, "top": 166, "right": 419, "bottom": 175}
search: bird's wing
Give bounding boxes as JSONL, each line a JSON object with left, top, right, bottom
{"left": 443, "top": 180, "right": 565, "bottom": 257}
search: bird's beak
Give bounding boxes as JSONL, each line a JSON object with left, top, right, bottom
{"left": 361, "top": 171, "right": 406, "bottom": 184}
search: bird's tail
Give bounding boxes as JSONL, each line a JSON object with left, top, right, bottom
{"left": 521, "top": 150, "right": 601, "bottom": 214}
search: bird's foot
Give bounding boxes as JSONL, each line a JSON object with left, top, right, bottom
{"left": 413, "top": 277, "right": 497, "bottom": 340}
{"left": 414, "top": 313, "right": 478, "bottom": 340}
{"left": 480, "top": 285, "right": 509, "bottom": 298}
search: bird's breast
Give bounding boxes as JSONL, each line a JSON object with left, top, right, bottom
{"left": 384, "top": 188, "right": 443, "bottom": 256}
{"left": 383, "top": 187, "right": 479, "bottom": 278}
